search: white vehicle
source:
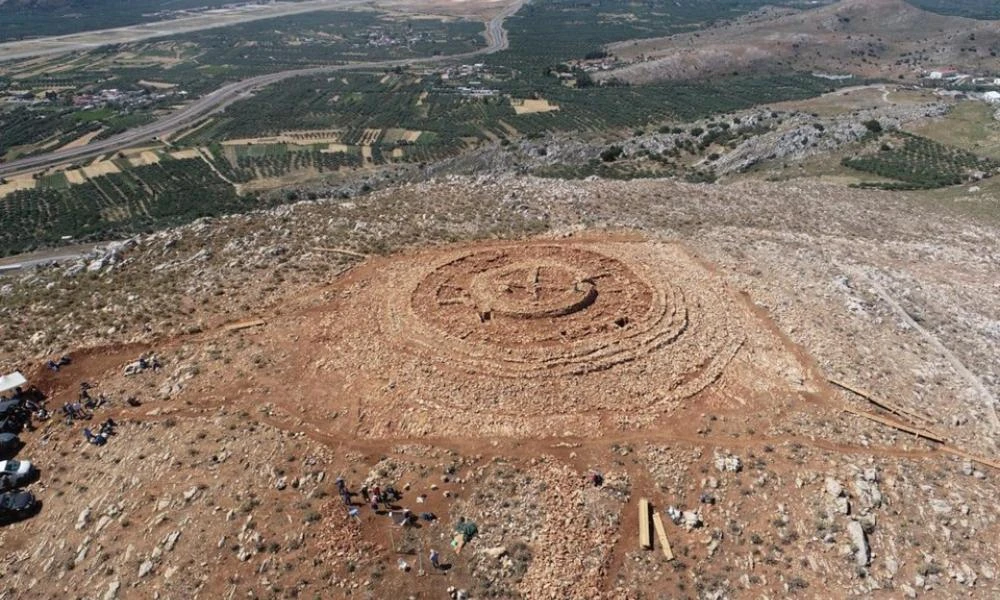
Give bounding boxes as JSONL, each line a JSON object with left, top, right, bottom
{"left": 0, "top": 460, "right": 38, "bottom": 486}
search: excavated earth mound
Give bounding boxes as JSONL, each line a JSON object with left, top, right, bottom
{"left": 298, "top": 235, "right": 810, "bottom": 438}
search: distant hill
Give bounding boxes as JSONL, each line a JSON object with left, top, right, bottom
{"left": 906, "top": 0, "right": 1000, "bottom": 20}
{"left": 598, "top": 0, "right": 1000, "bottom": 84}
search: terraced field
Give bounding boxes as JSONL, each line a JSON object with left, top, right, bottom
{"left": 0, "top": 158, "right": 256, "bottom": 256}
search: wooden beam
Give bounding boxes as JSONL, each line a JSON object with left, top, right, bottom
{"left": 638, "top": 498, "right": 652, "bottom": 550}
{"left": 830, "top": 378, "right": 933, "bottom": 426}
{"left": 841, "top": 405, "right": 1000, "bottom": 472}
{"left": 652, "top": 512, "right": 673, "bottom": 561}
{"left": 940, "top": 445, "right": 1000, "bottom": 471}
{"left": 223, "top": 319, "right": 266, "bottom": 332}
{"left": 842, "top": 407, "right": 946, "bottom": 443}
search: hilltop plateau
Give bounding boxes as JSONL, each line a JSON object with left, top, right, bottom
{"left": 2, "top": 0, "right": 1000, "bottom": 598}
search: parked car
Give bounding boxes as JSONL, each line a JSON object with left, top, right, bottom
{"left": 0, "top": 400, "right": 24, "bottom": 420}
{"left": 0, "top": 460, "right": 38, "bottom": 489}
{"left": 0, "top": 433, "right": 21, "bottom": 459}
{"left": 0, "top": 417, "right": 23, "bottom": 435}
{"left": 0, "top": 490, "right": 38, "bottom": 524}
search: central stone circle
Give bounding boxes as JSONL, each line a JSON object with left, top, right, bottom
{"left": 467, "top": 261, "right": 597, "bottom": 321}
{"left": 388, "top": 244, "right": 706, "bottom": 378}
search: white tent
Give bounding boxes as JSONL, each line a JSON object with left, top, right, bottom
{"left": 0, "top": 372, "right": 27, "bottom": 394}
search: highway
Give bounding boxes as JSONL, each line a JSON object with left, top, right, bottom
{"left": 0, "top": 1, "right": 521, "bottom": 179}
{"left": 0, "top": 0, "right": 372, "bottom": 62}
{"left": 0, "top": 241, "right": 105, "bottom": 271}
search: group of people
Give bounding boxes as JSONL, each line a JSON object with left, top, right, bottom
{"left": 45, "top": 356, "right": 72, "bottom": 372}
{"left": 353, "top": 481, "right": 403, "bottom": 512}
{"left": 62, "top": 382, "right": 108, "bottom": 423}
{"left": 123, "top": 355, "right": 161, "bottom": 376}
{"left": 83, "top": 419, "right": 117, "bottom": 446}
{"left": 37, "top": 358, "right": 126, "bottom": 446}
{"left": 337, "top": 477, "right": 425, "bottom": 521}
{"left": 333, "top": 475, "right": 455, "bottom": 573}
{"left": 3, "top": 386, "right": 49, "bottom": 428}
{"left": 62, "top": 401, "right": 91, "bottom": 422}
{"left": 78, "top": 383, "right": 109, "bottom": 410}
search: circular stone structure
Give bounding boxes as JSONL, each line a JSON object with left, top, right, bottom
{"left": 318, "top": 238, "right": 750, "bottom": 430}
{"left": 467, "top": 260, "right": 598, "bottom": 321}
{"left": 396, "top": 245, "right": 689, "bottom": 377}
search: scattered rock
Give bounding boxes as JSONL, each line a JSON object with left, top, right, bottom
{"left": 929, "top": 499, "right": 952, "bottom": 515}
{"left": 714, "top": 454, "right": 742, "bottom": 473}
{"left": 847, "top": 520, "right": 870, "bottom": 567}
{"left": 480, "top": 546, "right": 507, "bottom": 559}
{"left": 75, "top": 507, "right": 91, "bottom": 531}
{"left": 163, "top": 531, "right": 181, "bottom": 552}
{"left": 138, "top": 560, "right": 155, "bottom": 578}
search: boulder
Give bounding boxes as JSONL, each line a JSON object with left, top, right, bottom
{"left": 847, "top": 520, "right": 870, "bottom": 567}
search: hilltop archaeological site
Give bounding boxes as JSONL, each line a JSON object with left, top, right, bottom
{"left": 0, "top": 173, "right": 997, "bottom": 599}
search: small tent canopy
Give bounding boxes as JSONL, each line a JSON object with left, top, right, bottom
{"left": 0, "top": 372, "right": 26, "bottom": 394}
{"left": 455, "top": 520, "right": 479, "bottom": 542}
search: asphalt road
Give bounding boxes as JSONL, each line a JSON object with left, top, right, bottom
{"left": 0, "top": 2, "right": 520, "bottom": 179}
{"left": 0, "top": 241, "right": 107, "bottom": 271}
{"left": 0, "top": 0, "right": 372, "bottom": 62}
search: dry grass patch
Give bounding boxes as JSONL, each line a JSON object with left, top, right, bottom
{"left": 169, "top": 149, "right": 202, "bottom": 160}
{"left": 0, "top": 174, "right": 36, "bottom": 198}
{"left": 61, "top": 128, "right": 104, "bottom": 150}
{"left": 127, "top": 151, "right": 161, "bottom": 167}
{"left": 512, "top": 98, "right": 560, "bottom": 114}
{"left": 81, "top": 161, "right": 121, "bottom": 177}
{"left": 64, "top": 170, "right": 87, "bottom": 185}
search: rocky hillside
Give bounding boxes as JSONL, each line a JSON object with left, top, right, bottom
{"left": 599, "top": 0, "right": 1000, "bottom": 83}
{"left": 1, "top": 174, "right": 999, "bottom": 598}
{"left": 1, "top": 173, "right": 999, "bottom": 598}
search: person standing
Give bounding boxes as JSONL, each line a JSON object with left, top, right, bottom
{"left": 429, "top": 549, "right": 440, "bottom": 570}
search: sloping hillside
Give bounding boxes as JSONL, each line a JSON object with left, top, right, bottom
{"left": 907, "top": 0, "right": 1000, "bottom": 20}
{"left": 599, "top": 0, "right": 1000, "bottom": 83}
